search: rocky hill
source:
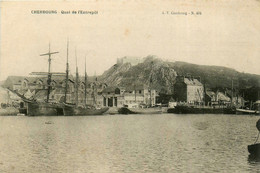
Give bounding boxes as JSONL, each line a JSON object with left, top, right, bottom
{"left": 99, "top": 56, "right": 177, "bottom": 94}
{"left": 99, "top": 56, "right": 260, "bottom": 94}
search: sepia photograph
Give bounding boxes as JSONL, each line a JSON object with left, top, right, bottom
{"left": 0, "top": 0, "right": 260, "bottom": 172}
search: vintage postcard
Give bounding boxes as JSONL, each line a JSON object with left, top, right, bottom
{"left": 0, "top": 0, "right": 260, "bottom": 172}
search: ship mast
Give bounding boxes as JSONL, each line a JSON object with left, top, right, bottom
{"left": 84, "top": 56, "right": 87, "bottom": 107}
{"left": 64, "top": 40, "right": 69, "bottom": 103}
{"left": 150, "top": 76, "right": 152, "bottom": 107}
{"left": 75, "top": 49, "right": 79, "bottom": 107}
{"left": 40, "top": 43, "right": 59, "bottom": 103}
{"left": 134, "top": 84, "right": 136, "bottom": 103}
{"left": 231, "top": 79, "right": 233, "bottom": 107}
{"left": 203, "top": 78, "right": 206, "bottom": 106}
{"left": 92, "top": 72, "right": 97, "bottom": 106}
{"left": 149, "top": 61, "right": 153, "bottom": 107}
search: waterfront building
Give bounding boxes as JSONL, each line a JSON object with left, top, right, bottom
{"left": 2, "top": 74, "right": 108, "bottom": 106}
{"left": 225, "top": 89, "right": 245, "bottom": 107}
{"left": 82, "top": 81, "right": 107, "bottom": 107}
{"left": 205, "top": 90, "right": 231, "bottom": 106}
{"left": 101, "top": 85, "right": 157, "bottom": 107}
{"left": 168, "top": 97, "right": 177, "bottom": 108}
{"left": 3, "top": 74, "right": 160, "bottom": 108}
{"left": 2, "top": 76, "right": 24, "bottom": 91}
{"left": 0, "top": 86, "right": 22, "bottom": 105}
{"left": 174, "top": 76, "right": 204, "bottom": 104}
{"left": 101, "top": 86, "right": 125, "bottom": 107}
{"left": 205, "top": 91, "right": 217, "bottom": 105}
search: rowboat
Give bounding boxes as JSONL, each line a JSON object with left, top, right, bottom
{"left": 248, "top": 143, "right": 260, "bottom": 156}
{"left": 236, "top": 108, "right": 259, "bottom": 115}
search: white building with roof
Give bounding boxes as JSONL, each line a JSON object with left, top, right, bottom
{"left": 101, "top": 85, "right": 157, "bottom": 107}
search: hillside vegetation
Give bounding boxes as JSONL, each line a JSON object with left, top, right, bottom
{"left": 99, "top": 56, "right": 260, "bottom": 94}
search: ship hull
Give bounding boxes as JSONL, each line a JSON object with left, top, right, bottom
{"left": 11, "top": 89, "right": 63, "bottom": 116}
{"left": 236, "top": 108, "right": 259, "bottom": 115}
{"left": 63, "top": 105, "right": 109, "bottom": 116}
{"left": 27, "top": 102, "right": 64, "bottom": 116}
{"left": 167, "top": 105, "right": 236, "bottom": 114}
{"left": 118, "top": 107, "right": 162, "bottom": 114}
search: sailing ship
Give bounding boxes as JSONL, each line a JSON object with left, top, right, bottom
{"left": 62, "top": 47, "right": 108, "bottom": 116}
{"left": 18, "top": 44, "right": 63, "bottom": 116}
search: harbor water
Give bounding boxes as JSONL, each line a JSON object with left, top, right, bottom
{"left": 0, "top": 114, "right": 260, "bottom": 172}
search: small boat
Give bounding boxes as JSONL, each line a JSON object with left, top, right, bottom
{"left": 237, "top": 101, "right": 260, "bottom": 115}
{"left": 248, "top": 143, "right": 260, "bottom": 156}
{"left": 248, "top": 119, "right": 260, "bottom": 156}
{"left": 118, "top": 107, "right": 162, "bottom": 114}
{"left": 236, "top": 108, "right": 259, "bottom": 115}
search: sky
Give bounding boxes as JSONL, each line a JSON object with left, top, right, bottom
{"left": 0, "top": 0, "right": 260, "bottom": 80}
